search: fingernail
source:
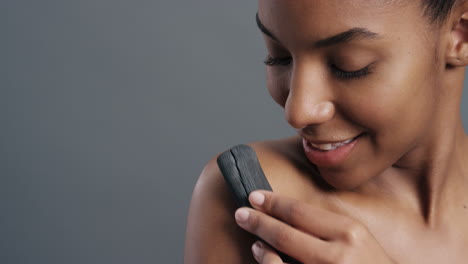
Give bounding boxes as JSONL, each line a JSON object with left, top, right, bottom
{"left": 249, "top": 191, "right": 265, "bottom": 206}
{"left": 252, "top": 241, "right": 263, "bottom": 258}
{"left": 235, "top": 208, "right": 249, "bottom": 223}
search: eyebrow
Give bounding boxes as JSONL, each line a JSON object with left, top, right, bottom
{"left": 255, "top": 12, "right": 381, "bottom": 48}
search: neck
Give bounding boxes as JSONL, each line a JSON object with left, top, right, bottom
{"left": 390, "top": 123, "right": 467, "bottom": 225}
{"left": 366, "top": 69, "right": 468, "bottom": 227}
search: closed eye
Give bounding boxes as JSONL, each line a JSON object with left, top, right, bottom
{"left": 330, "top": 63, "right": 373, "bottom": 80}
{"left": 263, "top": 55, "right": 373, "bottom": 80}
{"left": 263, "top": 55, "right": 292, "bottom": 66}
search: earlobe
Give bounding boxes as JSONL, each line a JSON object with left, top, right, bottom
{"left": 446, "top": 11, "right": 468, "bottom": 67}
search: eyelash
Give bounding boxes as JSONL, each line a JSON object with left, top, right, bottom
{"left": 263, "top": 55, "right": 372, "bottom": 80}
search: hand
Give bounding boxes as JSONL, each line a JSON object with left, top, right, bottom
{"left": 234, "top": 190, "right": 397, "bottom": 264}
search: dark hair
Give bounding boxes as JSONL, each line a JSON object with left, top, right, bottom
{"left": 421, "top": 0, "right": 460, "bottom": 24}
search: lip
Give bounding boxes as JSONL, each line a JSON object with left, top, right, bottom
{"left": 302, "top": 134, "right": 361, "bottom": 167}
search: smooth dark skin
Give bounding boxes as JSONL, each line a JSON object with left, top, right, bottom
{"left": 185, "top": 0, "right": 468, "bottom": 263}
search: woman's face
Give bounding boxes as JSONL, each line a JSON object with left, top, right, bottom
{"left": 258, "top": 0, "right": 448, "bottom": 189}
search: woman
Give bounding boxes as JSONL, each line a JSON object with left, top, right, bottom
{"left": 185, "top": 0, "right": 468, "bottom": 263}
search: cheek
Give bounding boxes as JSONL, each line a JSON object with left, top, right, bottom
{"left": 341, "top": 59, "right": 438, "bottom": 155}
{"left": 324, "top": 75, "right": 438, "bottom": 189}
{"left": 266, "top": 67, "right": 290, "bottom": 107}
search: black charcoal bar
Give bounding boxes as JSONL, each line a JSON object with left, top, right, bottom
{"left": 217, "top": 144, "right": 273, "bottom": 207}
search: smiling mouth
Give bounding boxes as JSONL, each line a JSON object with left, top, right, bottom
{"left": 308, "top": 135, "right": 362, "bottom": 152}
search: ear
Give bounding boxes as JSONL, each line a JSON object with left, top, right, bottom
{"left": 446, "top": 6, "right": 468, "bottom": 67}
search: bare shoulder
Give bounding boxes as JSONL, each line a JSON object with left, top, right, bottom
{"left": 184, "top": 148, "right": 256, "bottom": 264}
{"left": 184, "top": 136, "right": 321, "bottom": 264}
{"left": 246, "top": 135, "right": 326, "bottom": 199}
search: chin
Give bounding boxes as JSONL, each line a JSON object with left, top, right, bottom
{"left": 318, "top": 167, "right": 375, "bottom": 191}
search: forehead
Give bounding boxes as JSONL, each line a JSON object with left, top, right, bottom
{"left": 258, "top": 0, "right": 411, "bottom": 17}
{"left": 258, "top": 0, "right": 423, "bottom": 47}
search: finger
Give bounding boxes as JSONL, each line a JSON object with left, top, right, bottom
{"left": 235, "top": 207, "right": 330, "bottom": 263}
{"left": 248, "top": 190, "right": 352, "bottom": 239}
{"left": 252, "top": 241, "right": 283, "bottom": 264}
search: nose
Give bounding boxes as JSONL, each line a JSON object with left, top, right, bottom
{"left": 284, "top": 63, "right": 335, "bottom": 129}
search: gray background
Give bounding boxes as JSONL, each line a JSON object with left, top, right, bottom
{"left": 4, "top": 1, "right": 467, "bottom": 263}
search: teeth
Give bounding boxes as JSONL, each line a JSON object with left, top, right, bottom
{"left": 318, "top": 143, "right": 333, "bottom": 150}
{"left": 310, "top": 138, "right": 354, "bottom": 151}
